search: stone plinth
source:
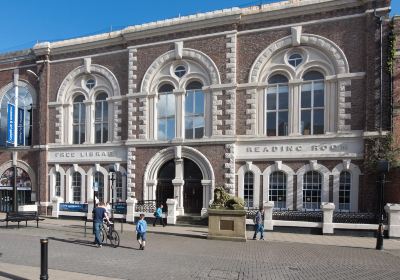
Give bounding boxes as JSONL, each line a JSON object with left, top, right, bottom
{"left": 207, "top": 209, "right": 247, "bottom": 242}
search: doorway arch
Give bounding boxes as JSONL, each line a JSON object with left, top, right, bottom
{"left": 156, "top": 159, "right": 175, "bottom": 208}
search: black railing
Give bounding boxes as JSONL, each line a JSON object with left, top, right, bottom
{"left": 272, "top": 209, "right": 323, "bottom": 222}
{"left": 135, "top": 200, "right": 167, "bottom": 213}
{"left": 333, "top": 211, "right": 386, "bottom": 224}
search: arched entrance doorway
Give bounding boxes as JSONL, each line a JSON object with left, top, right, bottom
{"left": 183, "top": 158, "right": 203, "bottom": 214}
{"left": 156, "top": 159, "right": 175, "bottom": 208}
{"left": 0, "top": 167, "right": 32, "bottom": 212}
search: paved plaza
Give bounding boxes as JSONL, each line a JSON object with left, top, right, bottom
{"left": 0, "top": 218, "right": 400, "bottom": 280}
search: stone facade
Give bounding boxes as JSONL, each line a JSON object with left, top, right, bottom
{"left": 0, "top": 0, "right": 396, "bottom": 215}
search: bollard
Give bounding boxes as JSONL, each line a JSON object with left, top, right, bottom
{"left": 40, "top": 238, "right": 48, "bottom": 280}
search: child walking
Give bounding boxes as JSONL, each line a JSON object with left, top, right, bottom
{"left": 136, "top": 213, "right": 147, "bottom": 250}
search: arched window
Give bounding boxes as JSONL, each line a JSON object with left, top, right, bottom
{"left": 303, "top": 171, "right": 322, "bottom": 210}
{"left": 339, "top": 171, "right": 351, "bottom": 210}
{"left": 72, "top": 172, "right": 82, "bottom": 202}
{"left": 0, "top": 86, "right": 33, "bottom": 146}
{"left": 55, "top": 172, "right": 61, "bottom": 197}
{"left": 244, "top": 171, "right": 254, "bottom": 208}
{"left": 94, "top": 172, "right": 104, "bottom": 202}
{"left": 115, "top": 172, "right": 123, "bottom": 201}
{"left": 95, "top": 93, "right": 108, "bottom": 143}
{"left": 265, "top": 74, "right": 289, "bottom": 136}
{"left": 185, "top": 81, "right": 204, "bottom": 139}
{"left": 73, "top": 95, "right": 86, "bottom": 144}
{"left": 301, "top": 71, "right": 324, "bottom": 135}
{"left": 269, "top": 171, "right": 287, "bottom": 209}
{"left": 157, "top": 84, "right": 175, "bottom": 140}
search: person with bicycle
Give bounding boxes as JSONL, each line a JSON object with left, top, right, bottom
{"left": 136, "top": 213, "right": 147, "bottom": 250}
{"left": 93, "top": 201, "right": 110, "bottom": 248}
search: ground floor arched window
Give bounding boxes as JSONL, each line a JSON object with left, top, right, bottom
{"left": 0, "top": 167, "right": 32, "bottom": 212}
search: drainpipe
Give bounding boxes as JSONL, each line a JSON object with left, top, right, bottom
{"left": 374, "top": 9, "right": 384, "bottom": 134}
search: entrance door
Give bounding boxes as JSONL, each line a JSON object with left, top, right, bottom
{"left": 183, "top": 158, "right": 203, "bottom": 214}
{"left": 156, "top": 160, "right": 175, "bottom": 211}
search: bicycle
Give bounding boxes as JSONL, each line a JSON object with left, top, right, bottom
{"left": 99, "top": 220, "right": 120, "bottom": 248}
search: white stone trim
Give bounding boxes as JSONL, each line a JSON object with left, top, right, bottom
{"left": 296, "top": 162, "right": 331, "bottom": 210}
{"left": 249, "top": 33, "right": 349, "bottom": 83}
{"left": 143, "top": 146, "right": 215, "bottom": 211}
{"left": 0, "top": 80, "right": 38, "bottom": 107}
{"left": 127, "top": 147, "right": 136, "bottom": 198}
{"left": 226, "top": 33, "right": 237, "bottom": 84}
{"left": 224, "top": 144, "right": 235, "bottom": 194}
{"left": 332, "top": 161, "right": 361, "bottom": 212}
{"left": 48, "top": 166, "right": 66, "bottom": 201}
{"left": 65, "top": 166, "right": 86, "bottom": 203}
{"left": 263, "top": 163, "right": 295, "bottom": 210}
{"left": 237, "top": 163, "right": 261, "bottom": 208}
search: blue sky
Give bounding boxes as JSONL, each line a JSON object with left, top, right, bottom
{"left": 0, "top": 0, "right": 399, "bottom": 53}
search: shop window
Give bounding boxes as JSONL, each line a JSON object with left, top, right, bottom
{"left": 244, "top": 171, "right": 254, "bottom": 208}
{"left": 269, "top": 171, "right": 287, "bottom": 209}
{"left": 303, "top": 171, "right": 321, "bottom": 210}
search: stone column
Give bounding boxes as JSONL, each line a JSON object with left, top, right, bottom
{"left": 321, "top": 202, "right": 335, "bottom": 235}
{"left": 201, "top": 180, "right": 212, "bottom": 216}
{"left": 385, "top": 204, "right": 400, "bottom": 238}
{"left": 51, "top": 197, "right": 63, "bottom": 218}
{"left": 87, "top": 199, "right": 95, "bottom": 219}
{"left": 166, "top": 198, "right": 178, "bottom": 225}
{"left": 263, "top": 201, "right": 274, "bottom": 231}
{"left": 173, "top": 156, "right": 184, "bottom": 215}
{"left": 126, "top": 197, "right": 137, "bottom": 223}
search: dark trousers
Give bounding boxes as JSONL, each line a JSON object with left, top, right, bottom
{"left": 153, "top": 216, "right": 165, "bottom": 226}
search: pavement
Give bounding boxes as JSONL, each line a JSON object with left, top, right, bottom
{"left": 0, "top": 216, "right": 400, "bottom": 279}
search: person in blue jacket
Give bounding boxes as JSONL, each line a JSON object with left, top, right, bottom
{"left": 136, "top": 213, "right": 147, "bottom": 250}
{"left": 153, "top": 204, "right": 165, "bottom": 227}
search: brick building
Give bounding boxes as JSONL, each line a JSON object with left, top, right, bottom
{"left": 0, "top": 0, "right": 395, "bottom": 216}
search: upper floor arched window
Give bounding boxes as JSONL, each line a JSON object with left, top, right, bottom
{"left": 185, "top": 81, "right": 204, "bottom": 139}
{"left": 73, "top": 95, "right": 86, "bottom": 144}
{"left": 301, "top": 71, "right": 325, "bottom": 135}
{"left": 157, "top": 84, "right": 175, "bottom": 140}
{"left": 0, "top": 85, "right": 33, "bottom": 147}
{"left": 95, "top": 93, "right": 108, "bottom": 144}
{"left": 266, "top": 74, "right": 289, "bottom": 136}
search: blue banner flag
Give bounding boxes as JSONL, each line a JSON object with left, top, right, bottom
{"left": 6, "top": 103, "right": 15, "bottom": 144}
{"left": 17, "top": 108, "right": 24, "bottom": 145}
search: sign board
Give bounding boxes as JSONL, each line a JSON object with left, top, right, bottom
{"left": 6, "top": 103, "right": 15, "bottom": 144}
{"left": 48, "top": 147, "right": 127, "bottom": 163}
{"left": 112, "top": 202, "right": 127, "bottom": 214}
{"left": 59, "top": 203, "right": 88, "bottom": 213}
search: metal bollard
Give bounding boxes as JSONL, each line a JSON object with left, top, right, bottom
{"left": 40, "top": 238, "right": 48, "bottom": 280}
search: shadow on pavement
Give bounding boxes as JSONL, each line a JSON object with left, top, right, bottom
{"left": 149, "top": 230, "right": 207, "bottom": 239}
{"left": 48, "top": 237, "right": 139, "bottom": 250}
{"left": 0, "top": 270, "right": 29, "bottom": 280}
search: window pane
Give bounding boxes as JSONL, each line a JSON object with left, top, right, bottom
{"left": 167, "top": 94, "right": 175, "bottom": 116}
{"left": 268, "top": 74, "right": 288, "bottom": 84}
{"left": 278, "top": 111, "right": 288, "bottom": 136}
{"left": 195, "top": 91, "right": 204, "bottom": 114}
{"left": 267, "top": 93, "right": 276, "bottom": 110}
{"left": 185, "top": 93, "right": 194, "bottom": 114}
{"left": 80, "top": 105, "right": 85, "bottom": 120}
{"left": 301, "top": 110, "right": 311, "bottom": 135}
{"left": 314, "top": 83, "right": 324, "bottom": 107}
{"left": 313, "top": 109, "right": 324, "bottom": 134}
{"left": 95, "top": 102, "right": 102, "bottom": 121}
{"left": 195, "top": 127, "right": 204, "bottom": 138}
{"left": 278, "top": 90, "right": 288, "bottom": 110}
{"left": 103, "top": 103, "right": 108, "bottom": 121}
{"left": 167, "top": 118, "right": 175, "bottom": 140}
{"left": 80, "top": 124, "right": 85, "bottom": 144}
{"left": 73, "top": 104, "right": 79, "bottom": 122}
{"left": 158, "top": 119, "right": 166, "bottom": 140}
{"left": 158, "top": 95, "right": 167, "bottom": 117}
{"left": 301, "top": 85, "right": 311, "bottom": 108}
{"left": 266, "top": 112, "right": 276, "bottom": 136}
{"left": 73, "top": 125, "right": 79, "bottom": 144}
{"left": 95, "top": 124, "right": 101, "bottom": 143}
{"left": 103, "top": 124, "right": 108, "bottom": 143}
{"left": 185, "top": 118, "right": 193, "bottom": 139}
{"left": 303, "top": 71, "right": 324, "bottom": 81}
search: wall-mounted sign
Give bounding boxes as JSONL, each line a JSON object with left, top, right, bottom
{"left": 48, "top": 147, "right": 127, "bottom": 163}
{"left": 59, "top": 203, "right": 88, "bottom": 212}
{"left": 236, "top": 137, "right": 364, "bottom": 160}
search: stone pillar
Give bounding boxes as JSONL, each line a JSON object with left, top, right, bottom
{"left": 87, "top": 199, "right": 95, "bottom": 219}
{"left": 172, "top": 179, "right": 184, "bottom": 216}
{"left": 263, "top": 201, "right": 274, "bottom": 231}
{"left": 126, "top": 197, "right": 137, "bottom": 223}
{"left": 166, "top": 198, "right": 178, "bottom": 225}
{"left": 321, "top": 202, "right": 335, "bottom": 235}
{"left": 385, "top": 204, "right": 400, "bottom": 238}
{"left": 201, "top": 180, "right": 212, "bottom": 216}
{"left": 51, "top": 197, "right": 63, "bottom": 218}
